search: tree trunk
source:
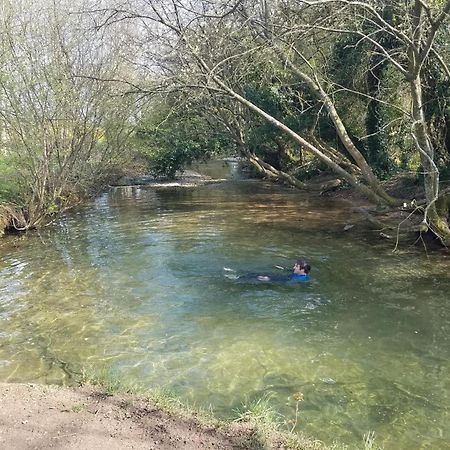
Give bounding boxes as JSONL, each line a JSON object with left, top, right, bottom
{"left": 410, "top": 75, "right": 450, "bottom": 243}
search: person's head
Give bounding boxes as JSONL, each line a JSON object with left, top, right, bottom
{"left": 293, "top": 259, "right": 310, "bottom": 274}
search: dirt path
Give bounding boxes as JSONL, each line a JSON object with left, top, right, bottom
{"left": 0, "top": 383, "right": 261, "bottom": 450}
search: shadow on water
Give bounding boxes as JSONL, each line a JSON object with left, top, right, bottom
{"left": 1, "top": 169, "right": 450, "bottom": 449}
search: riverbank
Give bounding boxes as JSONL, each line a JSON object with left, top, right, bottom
{"left": 0, "top": 382, "right": 332, "bottom": 450}
{"left": 0, "top": 164, "right": 431, "bottom": 242}
{"left": 304, "top": 172, "right": 441, "bottom": 247}
{"left": 0, "top": 170, "right": 225, "bottom": 236}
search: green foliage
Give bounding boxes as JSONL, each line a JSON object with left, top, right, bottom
{"left": 329, "top": 31, "right": 416, "bottom": 178}
{"left": 243, "top": 84, "right": 289, "bottom": 168}
{"left": 242, "top": 83, "right": 320, "bottom": 171}
{"left": 0, "top": 155, "right": 21, "bottom": 203}
{"left": 327, "top": 2, "right": 449, "bottom": 183}
{"left": 0, "top": 2, "right": 137, "bottom": 229}
{"left": 136, "top": 108, "right": 235, "bottom": 179}
{"left": 423, "top": 57, "right": 450, "bottom": 167}
{"left": 330, "top": 34, "right": 367, "bottom": 91}
{"left": 437, "top": 161, "right": 450, "bottom": 184}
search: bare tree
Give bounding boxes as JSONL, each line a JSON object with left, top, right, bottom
{"left": 0, "top": 0, "right": 137, "bottom": 229}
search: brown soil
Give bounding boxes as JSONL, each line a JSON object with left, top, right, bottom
{"left": 0, "top": 383, "right": 269, "bottom": 450}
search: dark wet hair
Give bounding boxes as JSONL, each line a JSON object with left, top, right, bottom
{"left": 296, "top": 259, "right": 311, "bottom": 274}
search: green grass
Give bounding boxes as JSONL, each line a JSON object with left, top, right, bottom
{"left": 71, "top": 404, "right": 85, "bottom": 413}
{"left": 232, "top": 395, "right": 342, "bottom": 450}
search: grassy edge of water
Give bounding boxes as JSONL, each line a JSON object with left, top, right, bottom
{"left": 77, "top": 366, "right": 380, "bottom": 450}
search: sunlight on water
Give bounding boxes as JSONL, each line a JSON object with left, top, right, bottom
{"left": 1, "top": 170, "right": 450, "bottom": 449}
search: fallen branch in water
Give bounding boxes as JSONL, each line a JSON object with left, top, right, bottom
{"left": 353, "top": 207, "right": 395, "bottom": 230}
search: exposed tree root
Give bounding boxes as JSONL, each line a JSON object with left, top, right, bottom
{"left": 0, "top": 203, "right": 35, "bottom": 234}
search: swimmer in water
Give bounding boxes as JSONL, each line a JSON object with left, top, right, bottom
{"left": 257, "top": 259, "right": 311, "bottom": 282}
{"left": 289, "top": 259, "right": 311, "bottom": 282}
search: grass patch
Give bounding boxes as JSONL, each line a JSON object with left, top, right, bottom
{"left": 71, "top": 404, "right": 84, "bottom": 413}
{"left": 233, "top": 395, "right": 341, "bottom": 450}
{"left": 79, "top": 366, "right": 144, "bottom": 397}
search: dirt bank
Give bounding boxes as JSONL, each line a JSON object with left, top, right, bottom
{"left": 0, "top": 383, "right": 323, "bottom": 450}
{"left": 0, "top": 383, "right": 259, "bottom": 449}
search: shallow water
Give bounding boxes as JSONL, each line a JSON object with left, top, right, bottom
{"left": 1, "top": 169, "right": 450, "bottom": 449}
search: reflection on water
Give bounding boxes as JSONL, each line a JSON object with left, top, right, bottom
{"left": 1, "top": 176, "right": 450, "bottom": 449}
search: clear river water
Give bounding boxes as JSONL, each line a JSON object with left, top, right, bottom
{"left": 1, "top": 162, "right": 449, "bottom": 449}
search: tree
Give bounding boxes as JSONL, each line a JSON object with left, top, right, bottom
{"left": 0, "top": 0, "right": 137, "bottom": 229}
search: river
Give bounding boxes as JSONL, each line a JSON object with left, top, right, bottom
{"left": 0, "top": 162, "right": 449, "bottom": 449}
